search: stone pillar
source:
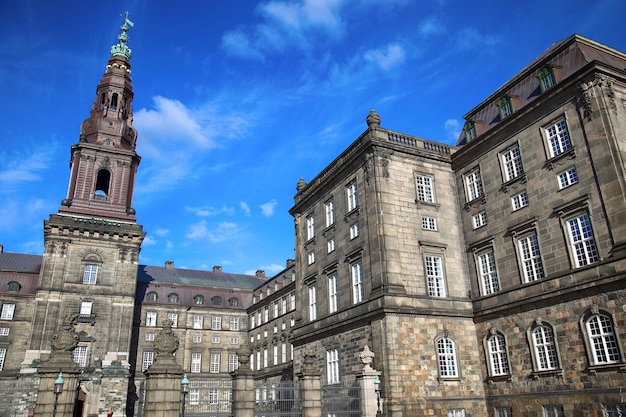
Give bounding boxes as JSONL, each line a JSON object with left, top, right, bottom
{"left": 231, "top": 345, "right": 255, "bottom": 417}
{"left": 297, "top": 351, "right": 321, "bottom": 417}
{"left": 143, "top": 320, "right": 184, "bottom": 417}
{"left": 355, "top": 346, "right": 382, "bottom": 417}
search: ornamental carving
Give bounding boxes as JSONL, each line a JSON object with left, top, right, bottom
{"left": 154, "top": 319, "right": 179, "bottom": 356}
{"left": 51, "top": 313, "right": 79, "bottom": 352}
{"left": 359, "top": 345, "right": 375, "bottom": 370}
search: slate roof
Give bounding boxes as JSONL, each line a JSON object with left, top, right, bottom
{"left": 137, "top": 264, "right": 264, "bottom": 290}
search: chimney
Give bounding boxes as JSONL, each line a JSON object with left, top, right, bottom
{"left": 0, "top": 244, "right": 3, "bottom": 253}
{"left": 256, "top": 270, "right": 265, "bottom": 279}
{"left": 165, "top": 260, "right": 174, "bottom": 270}
{"left": 286, "top": 258, "right": 295, "bottom": 268}
{"left": 213, "top": 265, "right": 222, "bottom": 274}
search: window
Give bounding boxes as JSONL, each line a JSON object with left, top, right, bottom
{"left": 530, "top": 324, "right": 560, "bottom": 371}
{"left": 495, "top": 408, "right": 512, "bottom": 417}
{"left": 231, "top": 337, "right": 239, "bottom": 344}
{"left": 477, "top": 251, "right": 500, "bottom": 295}
{"left": 0, "top": 328, "right": 9, "bottom": 336}
{"left": 168, "top": 293, "right": 178, "bottom": 303}
{"left": 212, "top": 296, "right": 222, "bottom": 306}
{"left": 546, "top": 119, "right": 572, "bottom": 157}
{"left": 306, "top": 215, "right": 315, "bottom": 241}
{"left": 436, "top": 337, "right": 458, "bottom": 378}
{"left": 518, "top": 234, "right": 545, "bottom": 283}
{"left": 472, "top": 212, "right": 487, "bottom": 229}
{"left": 558, "top": 167, "right": 578, "bottom": 189}
{"left": 167, "top": 313, "right": 178, "bottom": 328}
{"left": 415, "top": 174, "right": 435, "bottom": 203}
{"left": 192, "top": 335, "right": 201, "bottom": 343}
{"left": 229, "top": 354, "right": 239, "bottom": 372}
{"left": 0, "top": 348, "right": 5, "bottom": 371}
{"left": 193, "top": 315, "right": 203, "bottom": 329}
{"left": 73, "top": 346, "right": 88, "bottom": 367}
{"left": 273, "top": 344, "right": 278, "bottom": 365}
{"left": 308, "top": 252, "right": 315, "bottom": 265}
{"left": 498, "top": 95, "right": 514, "bottom": 119}
{"left": 351, "top": 262, "right": 364, "bottom": 304}
{"left": 230, "top": 317, "right": 239, "bottom": 331}
{"left": 585, "top": 313, "right": 621, "bottom": 365}
{"left": 189, "top": 389, "right": 200, "bottom": 406}
{"left": 191, "top": 353, "right": 202, "bottom": 373}
{"left": 604, "top": 404, "right": 626, "bottom": 417}
{"left": 567, "top": 214, "right": 599, "bottom": 267}
{"left": 229, "top": 297, "right": 239, "bottom": 307}
{"left": 538, "top": 66, "right": 557, "bottom": 92}
{"left": 448, "top": 410, "right": 465, "bottom": 417}
{"left": 463, "top": 121, "right": 477, "bottom": 142}
{"left": 327, "top": 349, "right": 340, "bottom": 384}
{"left": 212, "top": 336, "right": 221, "bottom": 344}
{"left": 425, "top": 255, "right": 446, "bottom": 298}
{"left": 212, "top": 316, "right": 222, "bottom": 330}
{"left": 290, "top": 293, "right": 296, "bottom": 310}
{"left": 308, "top": 286, "right": 317, "bottom": 321}
{"left": 347, "top": 181, "right": 358, "bottom": 211}
{"left": 543, "top": 405, "right": 564, "bottom": 417}
{"left": 7, "top": 281, "right": 20, "bottom": 292}
{"left": 465, "top": 168, "right": 483, "bottom": 202}
{"left": 83, "top": 264, "right": 98, "bottom": 284}
{"left": 0, "top": 304, "right": 15, "bottom": 320}
{"left": 273, "top": 302, "right": 279, "bottom": 318}
{"left": 146, "top": 312, "right": 157, "bottom": 327}
{"left": 79, "top": 301, "right": 93, "bottom": 316}
{"left": 329, "top": 275, "right": 338, "bottom": 314}
{"left": 282, "top": 342, "right": 287, "bottom": 363}
{"left": 263, "top": 348, "right": 268, "bottom": 368}
{"left": 194, "top": 295, "right": 204, "bottom": 305}
{"left": 487, "top": 332, "right": 510, "bottom": 376}
{"left": 325, "top": 200, "right": 335, "bottom": 227}
{"left": 146, "top": 292, "right": 158, "bottom": 302}
{"left": 501, "top": 147, "right": 524, "bottom": 181}
{"left": 349, "top": 223, "right": 360, "bottom": 239}
{"left": 511, "top": 191, "right": 529, "bottom": 211}
{"left": 264, "top": 307, "right": 269, "bottom": 323}
{"left": 209, "top": 389, "right": 219, "bottom": 405}
{"left": 142, "top": 351, "right": 154, "bottom": 371}
{"left": 327, "top": 238, "right": 336, "bottom": 253}
{"left": 210, "top": 353, "right": 220, "bottom": 373}
{"left": 422, "top": 216, "right": 437, "bottom": 231}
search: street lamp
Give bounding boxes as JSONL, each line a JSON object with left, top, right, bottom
{"left": 52, "top": 372, "right": 64, "bottom": 417}
{"left": 180, "top": 373, "right": 190, "bottom": 417}
{"left": 374, "top": 376, "right": 382, "bottom": 416}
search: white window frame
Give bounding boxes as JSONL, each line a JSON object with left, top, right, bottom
{"left": 465, "top": 168, "right": 483, "bottom": 202}
{"left": 273, "top": 344, "right": 278, "bottom": 365}
{"left": 501, "top": 146, "right": 524, "bottom": 181}
{"left": 209, "top": 389, "right": 219, "bottom": 405}
{"left": 327, "top": 238, "right": 336, "bottom": 253}
{"left": 189, "top": 388, "right": 200, "bottom": 406}
{"left": 73, "top": 345, "right": 88, "bottom": 367}
{"left": 486, "top": 333, "right": 510, "bottom": 376}
{"left": 545, "top": 118, "right": 572, "bottom": 158}
{"left": 472, "top": 211, "right": 487, "bottom": 229}
{"left": 495, "top": 407, "right": 512, "bottom": 417}
{"left": 306, "top": 215, "right": 315, "bottom": 241}
{"left": 326, "top": 349, "right": 340, "bottom": 384}
{"left": 415, "top": 174, "right": 435, "bottom": 203}
{"left": 212, "top": 316, "right": 222, "bottom": 330}
{"left": 79, "top": 301, "right": 93, "bottom": 316}
{"left": 308, "top": 252, "right": 315, "bottom": 265}
{"left": 82, "top": 264, "right": 98, "bottom": 284}
{"left": 282, "top": 342, "right": 287, "bottom": 363}
{"left": 0, "top": 348, "right": 5, "bottom": 371}
{"left": 511, "top": 191, "right": 529, "bottom": 211}
{"left": 191, "top": 353, "right": 202, "bottom": 373}
{"left": 325, "top": 200, "right": 335, "bottom": 227}
{"left": 210, "top": 353, "right": 220, "bottom": 373}
{"left": 349, "top": 223, "right": 359, "bottom": 239}
{"left": 425, "top": 255, "right": 446, "bottom": 298}
{"left": 557, "top": 167, "right": 578, "bottom": 189}
{"left": 351, "top": 261, "right": 364, "bottom": 304}
{"left": 518, "top": 233, "right": 545, "bottom": 283}
{"left": 230, "top": 317, "right": 240, "bottom": 331}
{"left": 346, "top": 181, "right": 358, "bottom": 212}
{"left": 0, "top": 328, "right": 9, "bottom": 336}
{"left": 328, "top": 275, "right": 338, "bottom": 314}
{"left": 436, "top": 337, "right": 458, "bottom": 378}
{"left": 229, "top": 354, "right": 239, "bottom": 372}
{"left": 145, "top": 333, "right": 155, "bottom": 341}
{"left": 146, "top": 312, "right": 157, "bottom": 327}
{"left": 529, "top": 323, "right": 560, "bottom": 371}
{"left": 477, "top": 250, "right": 500, "bottom": 295}
{"left": 567, "top": 213, "right": 599, "bottom": 267}
{"left": 142, "top": 351, "right": 154, "bottom": 371}
{"left": 585, "top": 313, "right": 622, "bottom": 365}
{"left": 193, "top": 315, "right": 203, "bottom": 329}
{"left": 212, "top": 336, "right": 221, "bottom": 344}
{"left": 1, "top": 304, "right": 15, "bottom": 320}
{"left": 192, "top": 335, "right": 202, "bottom": 343}
{"left": 448, "top": 409, "right": 466, "bottom": 417}
{"left": 167, "top": 313, "right": 178, "bottom": 328}
{"left": 422, "top": 216, "right": 437, "bottom": 231}
{"left": 603, "top": 404, "right": 626, "bottom": 417}
{"left": 231, "top": 337, "right": 239, "bottom": 344}
{"left": 308, "top": 286, "right": 317, "bottom": 321}
{"left": 543, "top": 405, "right": 565, "bottom": 417}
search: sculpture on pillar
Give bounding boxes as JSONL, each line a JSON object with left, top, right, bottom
{"left": 154, "top": 319, "right": 179, "bottom": 358}
{"left": 359, "top": 345, "right": 375, "bottom": 371}
{"left": 51, "top": 313, "right": 79, "bottom": 353}
{"left": 236, "top": 344, "right": 252, "bottom": 370}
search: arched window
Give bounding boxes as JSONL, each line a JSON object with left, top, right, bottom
{"left": 581, "top": 307, "right": 623, "bottom": 366}
{"left": 229, "top": 297, "right": 239, "bottom": 307}
{"left": 435, "top": 333, "right": 459, "bottom": 379}
{"left": 7, "top": 281, "right": 21, "bottom": 292}
{"left": 194, "top": 295, "right": 204, "bottom": 305}
{"left": 110, "top": 93, "right": 118, "bottom": 110}
{"left": 168, "top": 293, "right": 179, "bottom": 303}
{"left": 538, "top": 66, "right": 557, "bottom": 92}
{"left": 527, "top": 319, "right": 560, "bottom": 372}
{"left": 212, "top": 296, "right": 222, "bottom": 306}
{"left": 497, "top": 95, "right": 514, "bottom": 119}
{"left": 95, "top": 169, "right": 111, "bottom": 199}
{"left": 146, "top": 292, "right": 158, "bottom": 302}
{"left": 485, "top": 330, "right": 510, "bottom": 377}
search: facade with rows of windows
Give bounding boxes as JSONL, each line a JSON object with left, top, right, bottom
{"left": 289, "top": 34, "right": 626, "bottom": 416}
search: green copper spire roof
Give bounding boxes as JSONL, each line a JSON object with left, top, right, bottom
{"left": 110, "top": 11, "right": 134, "bottom": 59}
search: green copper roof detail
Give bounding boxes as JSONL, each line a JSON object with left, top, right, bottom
{"left": 110, "top": 11, "right": 134, "bottom": 59}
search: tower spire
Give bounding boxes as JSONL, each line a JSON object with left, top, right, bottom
{"left": 110, "top": 11, "right": 134, "bottom": 60}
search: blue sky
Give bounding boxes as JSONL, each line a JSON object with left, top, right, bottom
{"left": 1, "top": 0, "right": 625, "bottom": 275}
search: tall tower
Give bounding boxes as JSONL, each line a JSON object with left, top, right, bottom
{"left": 25, "top": 14, "right": 146, "bottom": 417}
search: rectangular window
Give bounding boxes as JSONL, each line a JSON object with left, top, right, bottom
{"left": 146, "top": 312, "right": 157, "bottom": 327}
{"left": 349, "top": 223, "right": 360, "bottom": 239}
{"left": 604, "top": 404, "right": 626, "bottom": 417}
{"left": 532, "top": 326, "right": 559, "bottom": 371}
{"left": 0, "top": 348, "right": 5, "bottom": 371}
{"left": 231, "top": 337, "right": 239, "bottom": 344}
{"left": 212, "top": 316, "right": 222, "bottom": 330}
{"left": 539, "top": 67, "right": 557, "bottom": 92}
{"left": 329, "top": 275, "right": 338, "bottom": 314}
{"left": 0, "top": 328, "right": 9, "bottom": 336}
{"left": 210, "top": 353, "right": 220, "bottom": 373}
{"left": 327, "top": 238, "right": 336, "bottom": 253}
{"left": 567, "top": 214, "right": 599, "bottom": 267}
{"left": 0, "top": 304, "right": 15, "bottom": 320}
{"left": 167, "top": 313, "right": 178, "bottom": 328}
{"left": 281, "top": 297, "right": 287, "bottom": 314}
{"left": 230, "top": 317, "right": 239, "bottom": 331}
{"left": 145, "top": 333, "right": 155, "bottom": 341}
{"left": 327, "top": 349, "right": 340, "bottom": 384}
{"left": 308, "top": 252, "right": 315, "bottom": 265}
{"left": 290, "top": 293, "right": 296, "bottom": 310}
{"left": 273, "top": 302, "right": 279, "bottom": 318}
{"left": 501, "top": 147, "right": 524, "bottom": 181}
{"left": 191, "top": 353, "right": 202, "bottom": 373}
{"left": 209, "top": 389, "right": 219, "bottom": 405}
{"left": 425, "top": 255, "right": 446, "bottom": 297}
{"left": 192, "top": 335, "right": 201, "bottom": 343}
{"left": 495, "top": 408, "right": 512, "bottom": 417}
{"left": 518, "top": 234, "right": 545, "bottom": 282}
{"left": 193, "top": 315, "right": 203, "bottom": 329}
{"left": 351, "top": 262, "right": 364, "bottom": 304}
{"left": 73, "top": 346, "right": 87, "bottom": 367}
{"left": 546, "top": 119, "right": 572, "bottom": 158}
{"left": 347, "top": 181, "right": 358, "bottom": 212}
{"left": 472, "top": 211, "right": 487, "bottom": 229}
{"left": 448, "top": 409, "right": 465, "bottom": 417}
{"left": 488, "top": 335, "right": 510, "bottom": 376}
{"left": 273, "top": 344, "right": 278, "bottom": 365}
{"left": 306, "top": 215, "right": 315, "bottom": 241}
{"left": 498, "top": 96, "right": 514, "bottom": 119}
{"left": 308, "top": 286, "right": 317, "bottom": 321}
{"left": 229, "top": 354, "right": 239, "bottom": 372}
{"left": 83, "top": 264, "right": 98, "bottom": 284}
{"left": 325, "top": 200, "right": 335, "bottom": 227}
{"left": 543, "top": 405, "right": 564, "bottom": 417}
{"left": 263, "top": 348, "right": 268, "bottom": 368}
{"left": 415, "top": 174, "right": 435, "bottom": 203}
{"left": 437, "top": 337, "right": 458, "bottom": 378}
{"left": 558, "top": 167, "right": 578, "bottom": 189}
{"left": 511, "top": 191, "right": 529, "bottom": 211}
{"left": 478, "top": 251, "right": 500, "bottom": 295}
{"left": 79, "top": 301, "right": 92, "bottom": 316}
{"left": 189, "top": 389, "right": 200, "bottom": 406}
{"left": 142, "top": 351, "right": 154, "bottom": 371}
{"left": 282, "top": 342, "right": 287, "bottom": 363}
{"left": 465, "top": 169, "right": 484, "bottom": 202}
{"left": 422, "top": 216, "right": 437, "bottom": 231}
{"left": 212, "top": 336, "right": 220, "bottom": 344}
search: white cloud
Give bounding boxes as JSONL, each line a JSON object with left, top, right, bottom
{"left": 185, "top": 220, "right": 241, "bottom": 243}
{"left": 455, "top": 28, "right": 501, "bottom": 50}
{"left": 245, "top": 263, "right": 285, "bottom": 276}
{"left": 418, "top": 16, "right": 446, "bottom": 37}
{"left": 240, "top": 201, "right": 251, "bottom": 216}
{"left": 221, "top": 29, "right": 266, "bottom": 61}
{"left": 155, "top": 228, "right": 170, "bottom": 237}
{"left": 444, "top": 119, "right": 461, "bottom": 142}
{"left": 260, "top": 199, "right": 278, "bottom": 217}
{"left": 364, "top": 43, "right": 406, "bottom": 71}
{"left": 185, "top": 205, "right": 235, "bottom": 217}
{"left": 0, "top": 150, "right": 55, "bottom": 193}
{"left": 143, "top": 235, "right": 157, "bottom": 246}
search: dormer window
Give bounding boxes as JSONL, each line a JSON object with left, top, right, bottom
{"left": 212, "top": 296, "right": 222, "bottom": 306}
{"left": 538, "top": 66, "right": 557, "bottom": 92}
{"left": 168, "top": 293, "right": 179, "bottom": 303}
{"left": 463, "top": 121, "right": 478, "bottom": 142}
{"left": 194, "top": 295, "right": 204, "bottom": 305}
{"left": 497, "top": 96, "right": 514, "bottom": 119}
{"left": 146, "top": 292, "right": 158, "bottom": 302}
{"left": 7, "top": 282, "right": 20, "bottom": 292}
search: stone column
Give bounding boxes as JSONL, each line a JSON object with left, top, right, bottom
{"left": 231, "top": 345, "right": 255, "bottom": 417}
{"left": 355, "top": 346, "right": 382, "bottom": 417}
{"left": 143, "top": 320, "right": 184, "bottom": 417}
{"left": 297, "top": 351, "right": 321, "bottom": 417}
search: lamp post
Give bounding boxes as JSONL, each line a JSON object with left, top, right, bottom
{"left": 374, "top": 376, "right": 382, "bottom": 416}
{"left": 180, "top": 373, "right": 190, "bottom": 417}
{"left": 52, "top": 372, "right": 64, "bottom": 417}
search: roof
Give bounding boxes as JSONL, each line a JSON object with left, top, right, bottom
{"left": 137, "top": 264, "right": 264, "bottom": 290}
{"left": 0, "top": 252, "right": 42, "bottom": 274}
